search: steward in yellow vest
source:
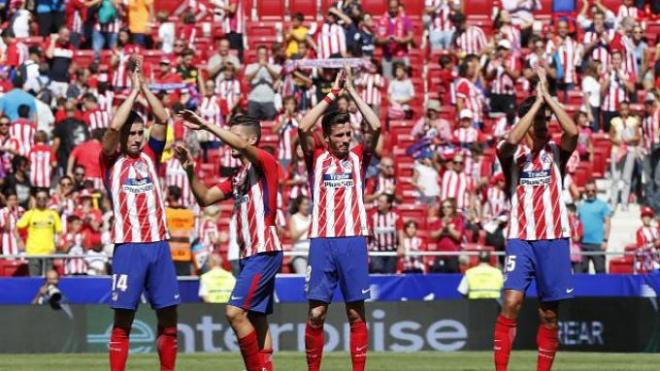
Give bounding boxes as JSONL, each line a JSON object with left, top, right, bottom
{"left": 457, "top": 251, "right": 504, "bottom": 299}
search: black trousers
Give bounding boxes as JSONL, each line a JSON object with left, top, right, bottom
{"left": 37, "top": 11, "right": 65, "bottom": 37}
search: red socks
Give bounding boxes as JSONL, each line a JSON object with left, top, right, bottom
{"left": 537, "top": 325, "right": 559, "bottom": 371}
{"left": 109, "top": 326, "right": 130, "bottom": 371}
{"left": 305, "top": 321, "right": 324, "bottom": 371}
{"left": 260, "top": 348, "right": 273, "bottom": 371}
{"left": 494, "top": 315, "right": 517, "bottom": 371}
{"left": 349, "top": 320, "right": 368, "bottom": 371}
{"left": 156, "top": 326, "right": 178, "bottom": 371}
{"left": 238, "top": 331, "right": 265, "bottom": 371}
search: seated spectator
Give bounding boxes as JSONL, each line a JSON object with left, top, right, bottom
{"left": 453, "top": 109, "right": 485, "bottom": 150}
{"left": 85, "top": 236, "right": 109, "bottom": 275}
{"left": 289, "top": 196, "right": 311, "bottom": 274}
{"left": 387, "top": 63, "right": 414, "bottom": 120}
{"left": 411, "top": 100, "right": 452, "bottom": 143}
{"left": 198, "top": 254, "right": 236, "bottom": 303}
{"left": 398, "top": 220, "right": 425, "bottom": 273}
{"left": 365, "top": 156, "right": 400, "bottom": 204}
{"left": 283, "top": 141, "right": 310, "bottom": 203}
{"left": 575, "top": 109, "right": 593, "bottom": 161}
{"left": 64, "top": 214, "right": 87, "bottom": 275}
{"left": 285, "top": 12, "right": 311, "bottom": 58}
{"left": 609, "top": 101, "right": 641, "bottom": 211}
{"left": 369, "top": 194, "right": 401, "bottom": 274}
{"left": 429, "top": 197, "right": 464, "bottom": 273}
{"left": 635, "top": 208, "right": 659, "bottom": 273}
{"left": 244, "top": 45, "right": 282, "bottom": 120}
{"left": 412, "top": 150, "right": 440, "bottom": 205}
{"left": 207, "top": 38, "right": 241, "bottom": 82}
{"left": 577, "top": 181, "right": 611, "bottom": 274}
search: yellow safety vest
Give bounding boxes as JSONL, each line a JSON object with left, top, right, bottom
{"left": 200, "top": 268, "right": 236, "bottom": 303}
{"left": 465, "top": 264, "right": 504, "bottom": 299}
{"left": 166, "top": 207, "right": 195, "bottom": 262}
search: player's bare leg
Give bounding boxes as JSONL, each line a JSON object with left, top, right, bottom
{"left": 249, "top": 312, "right": 274, "bottom": 371}
{"left": 345, "top": 301, "right": 368, "bottom": 371}
{"left": 306, "top": 300, "right": 328, "bottom": 371}
{"left": 226, "top": 305, "right": 265, "bottom": 371}
{"left": 494, "top": 289, "right": 524, "bottom": 371}
{"left": 536, "top": 302, "right": 560, "bottom": 371}
{"left": 156, "top": 306, "right": 178, "bottom": 371}
{"left": 110, "top": 309, "right": 135, "bottom": 371}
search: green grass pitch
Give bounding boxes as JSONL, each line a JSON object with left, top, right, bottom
{"left": 0, "top": 351, "right": 659, "bottom": 371}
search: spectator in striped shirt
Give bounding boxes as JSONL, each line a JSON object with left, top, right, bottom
{"left": 369, "top": 193, "right": 401, "bottom": 274}
{"left": 398, "top": 220, "right": 425, "bottom": 273}
{"left": 642, "top": 93, "right": 660, "bottom": 212}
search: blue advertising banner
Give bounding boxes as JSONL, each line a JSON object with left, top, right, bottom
{"left": 1, "top": 273, "right": 659, "bottom": 305}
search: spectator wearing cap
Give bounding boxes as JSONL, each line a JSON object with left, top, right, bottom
{"left": 642, "top": 93, "right": 660, "bottom": 212}
{"left": 0, "top": 76, "right": 36, "bottom": 122}
{"left": 375, "top": 0, "right": 413, "bottom": 79}
{"left": 609, "top": 101, "right": 641, "bottom": 211}
{"left": 486, "top": 39, "right": 520, "bottom": 115}
{"left": 454, "top": 109, "right": 484, "bottom": 149}
{"left": 578, "top": 180, "right": 612, "bottom": 274}
{"left": 634, "top": 207, "right": 659, "bottom": 273}
{"left": 244, "top": 45, "right": 282, "bottom": 120}
{"left": 440, "top": 153, "right": 475, "bottom": 213}
{"left": 207, "top": 38, "right": 241, "bottom": 82}
{"left": 457, "top": 251, "right": 503, "bottom": 299}
{"left": 312, "top": 6, "right": 347, "bottom": 60}
{"left": 411, "top": 99, "right": 452, "bottom": 143}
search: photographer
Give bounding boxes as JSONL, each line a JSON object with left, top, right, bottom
{"left": 31, "top": 269, "right": 67, "bottom": 307}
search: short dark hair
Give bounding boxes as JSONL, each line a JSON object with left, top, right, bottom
{"left": 120, "top": 110, "right": 145, "bottom": 153}
{"left": 478, "top": 251, "right": 491, "bottom": 263}
{"left": 229, "top": 115, "right": 261, "bottom": 144}
{"left": 3, "top": 188, "right": 17, "bottom": 198}
{"left": 458, "top": 54, "right": 478, "bottom": 77}
{"left": 168, "top": 185, "right": 182, "bottom": 201}
{"left": 17, "top": 104, "right": 30, "bottom": 118}
{"left": 12, "top": 75, "right": 24, "bottom": 88}
{"left": 518, "top": 96, "right": 548, "bottom": 120}
{"left": 321, "top": 111, "right": 350, "bottom": 136}
{"left": 404, "top": 220, "right": 418, "bottom": 229}
{"left": 83, "top": 92, "right": 98, "bottom": 103}
{"left": 293, "top": 12, "right": 304, "bottom": 22}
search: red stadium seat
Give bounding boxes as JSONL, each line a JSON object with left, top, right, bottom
{"left": 290, "top": 0, "right": 318, "bottom": 19}
{"left": 361, "top": 0, "right": 387, "bottom": 15}
{"left": 257, "top": 0, "right": 285, "bottom": 19}
{"left": 608, "top": 257, "right": 633, "bottom": 274}
{"left": 0, "top": 260, "right": 28, "bottom": 276}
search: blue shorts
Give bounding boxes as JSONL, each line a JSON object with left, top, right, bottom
{"left": 504, "top": 238, "right": 574, "bottom": 302}
{"left": 110, "top": 241, "right": 181, "bottom": 310}
{"left": 306, "top": 236, "right": 370, "bottom": 304}
{"left": 228, "top": 251, "right": 283, "bottom": 315}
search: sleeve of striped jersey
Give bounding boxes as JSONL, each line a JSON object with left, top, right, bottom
{"left": 216, "top": 179, "right": 233, "bottom": 196}
{"left": 455, "top": 80, "right": 468, "bottom": 98}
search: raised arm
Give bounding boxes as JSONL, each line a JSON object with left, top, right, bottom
{"left": 344, "top": 66, "right": 381, "bottom": 154}
{"left": 498, "top": 84, "right": 543, "bottom": 158}
{"left": 182, "top": 110, "right": 262, "bottom": 165}
{"left": 103, "top": 69, "right": 141, "bottom": 156}
{"left": 139, "top": 63, "right": 170, "bottom": 141}
{"left": 174, "top": 144, "right": 226, "bottom": 207}
{"left": 298, "top": 70, "right": 346, "bottom": 154}
{"left": 541, "top": 85, "right": 578, "bottom": 153}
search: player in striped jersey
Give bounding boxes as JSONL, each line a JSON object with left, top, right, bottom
{"left": 100, "top": 59, "right": 180, "bottom": 371}
{"left": 176, "top": 112, "right": 282, "bottom": 371}
{"left": 299, "top": 66, "right": 381, "bottom": 371}
{"left": 82, "top": 93, "right": 110, "bottom": 130}
{"left": 493, "top": 69, "right": 578, "bottom": 371}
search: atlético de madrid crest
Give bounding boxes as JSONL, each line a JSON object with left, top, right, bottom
{"left": 341, "top": 160, "right": 353, "bottom": 172}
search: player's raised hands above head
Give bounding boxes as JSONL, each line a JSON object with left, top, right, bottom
{"left": 181, "top": 110, "right": 210, "bottom": 131}
{"left": 174, "top": 143, "right": 194, "bottom": 169}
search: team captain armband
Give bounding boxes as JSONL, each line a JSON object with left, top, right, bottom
{"left": 324, "top": 88, "right": 341, "bottom": 105}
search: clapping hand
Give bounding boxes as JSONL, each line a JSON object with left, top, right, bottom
{"left": 174, "top": 144, "right": 194, "bottom": 169}
{"left": 181, "top": 110, "right": 209, "bottom": 131}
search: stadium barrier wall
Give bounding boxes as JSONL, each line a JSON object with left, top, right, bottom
{"left": 1, "top": 298, "right": 659, "bottom": 354}
{"left": 1, "top": 273, "right": 660, "bottom": 304}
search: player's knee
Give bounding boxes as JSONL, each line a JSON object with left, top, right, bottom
{"left": 308, "top": 306, "right": 327, "bottom": 326}
{"left": 225, "top": 305, "right": 247, "bottom": 325}
{"left": 538, "top": 307, "right": 559, "bottom": 327}
{"left": 156, "top": 306, "right": 178, "bottom": 328}
{"left": 501, "top": 295, "right": 523, "bottom": 319}
{"left": 346, "top": 306, "right": 365, "bottom": 324}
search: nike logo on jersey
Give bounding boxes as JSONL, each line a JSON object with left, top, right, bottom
{"left": 566, "top": 288, "right": 574, "bottom": 294}
{"left": 361, "top": 288, "right": 370, "bottom": 294}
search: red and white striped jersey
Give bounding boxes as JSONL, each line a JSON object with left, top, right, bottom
{"left": 0, "top": 206, "right": 24, "bottom": 255}
{"left": 100, "top": 140, "right": 169, "bottom": 243}
{"left": 216, "top": 149, "right": 282, "bottom": 258}
{"left": 401, "top": 236, "right": 425, "bottom": 272}
{"left": 97, "top": 91, "right": 115, "bottom": 114}
{"left": 498, "top": 140, "right": 571, "bottom": 241}
{"left": 636, "top": 226, "right": 659, "bottom": 249}
{"left": 455, "top": 77, "right": 485, "bottom": 123}
{"left": 620, "top": 35, "right": 638, "bottom": 77}
{"left": 65, "top": 244, "right": 87, "bottom": 275}
{"left": 642, "top": 108, "right": 660, "bottom": 151}
{"left": 199, "top": 96, "right": 224, "bottom": 127}
{"left": 29, "top": 144, "right": 55, "bottom": 188}
{"left": 601, "top": 69, "right": 634, "bottom": 112}
{"left": 357, "top": 72, "right": 384, "bottom": 106}
{"left": 164, "top": 158, "right": 196, "bottom": 207}
{"left": 220, "top": 0, "right": 246, "bottom": 34}
{"left": 369, "top": 209, "right": 401, "bottom": 252}
{"left": 426, "top": 0, "right": 456, "bottom": 32}
{"left": 500, "top": 25, "right": 521, "bottom": 51}
{"left": 454, "top": 127, "right": 482, "bottom": 146}
{"left": 111, "top": 45, "right": 144, "bottom": 89}
{"left": 84, "top": 108, "right": 110, "bottom": 130}
{"left": 10, "top": 118, "right": 35, "bottom": 157}
{"left": 546, "top": 37, "right": 580, "bottom": 84}
{"left": 482, "top": 186, "right": 509, "bottom": 221}
{"left": 455, "top": 26, "right": 487, "bottom": 55}
{"left": 316, "top": 22, "right": 347, "bottom": 59}
{"left": 306, "top": 141, "right": 370, "bottom": 238}
{"left": 214, "top": 78, "right": 241, "bottom": 115}
{"left": 198, "top": 218, "right": 219, "bottom": 250}
{"left": 617, "top": 5, "right": 639, "bottom": 22}
{"left": 275, "top": 113, "right": 300, "bottom": 162}
{"left": 488, "top": 55, "right": 520, "bottom": 95}
{"left": 441, "top": 169, "right": 473, "bottom": 210}
{"left": 583, "top": 30, "right": 615, "bottom": 70}
{"left": 288, "top": 159, "right": 310, "bottom": 200}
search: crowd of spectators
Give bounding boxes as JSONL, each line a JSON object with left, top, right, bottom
{"left": 0, "top": 0, "right": 659, "bottom": 278}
